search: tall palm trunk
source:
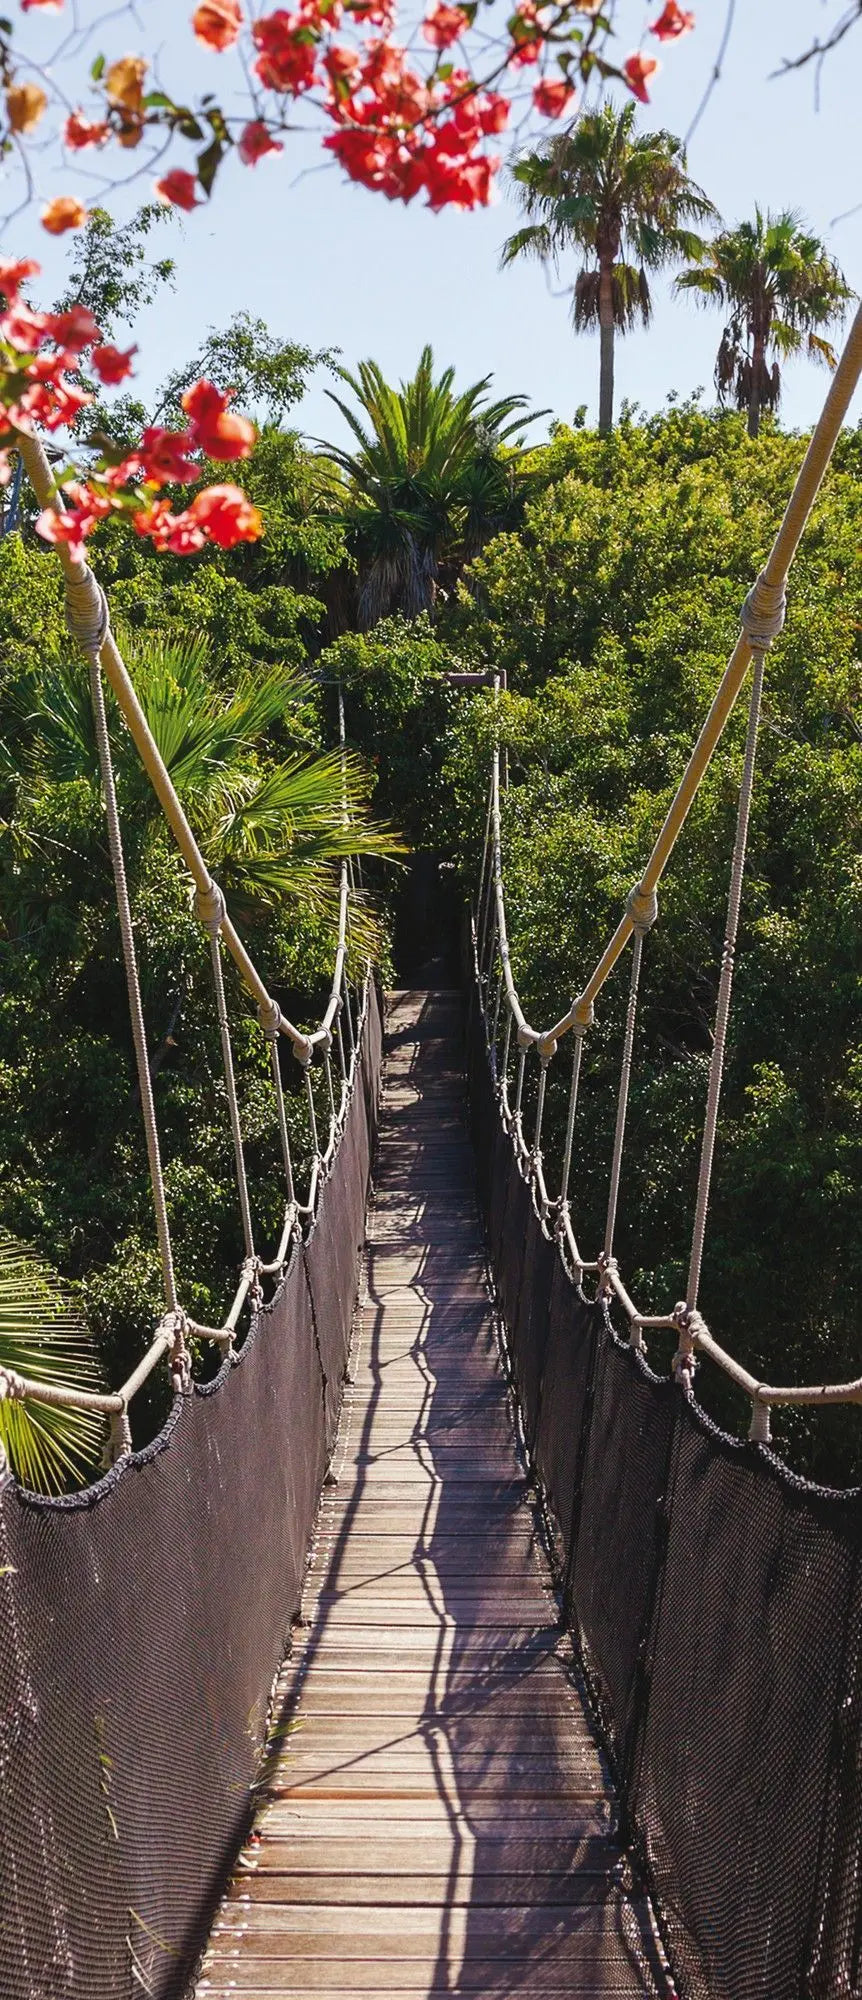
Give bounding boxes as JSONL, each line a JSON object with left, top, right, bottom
{"left": 747, "top": 296, "right": 768, "bottom": 440}
{"left": 598, "top": 255, "right": 615, "bottom": 435}
{"left": 747, "top": 330, "right": 765, "bottom": 439}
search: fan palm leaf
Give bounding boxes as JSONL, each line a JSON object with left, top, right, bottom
{"left": 676, "top": 207, "right": 852, "bottom": 435}
{"left": 502, "top": 102, "right": 718, "bottom": 432}
{"left": 0, "top": 1232, "right": 102, "bottom": 1492}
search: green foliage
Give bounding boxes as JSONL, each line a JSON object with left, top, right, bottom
{"left": 154, "top": 312, "right": 335, "bottom": 430}
{"left": 318, "top": 346, "right": 542, "bottom": 627}
{"left": 439, "top": 405, "right": 862, "bottom": 1482}
{"left": 55, "top": 204, "right": 176, "bottom": 339}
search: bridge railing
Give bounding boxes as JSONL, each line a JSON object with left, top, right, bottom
{"left": 4, "top": 431, "right": 373, "bottom": 1465}
{"left": 474, "top": 299, "right": 862, "bottom": 1444}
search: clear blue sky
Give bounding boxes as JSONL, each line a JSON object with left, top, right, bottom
{"left": 16, "top": 0, "right": 862, "bottom": 444}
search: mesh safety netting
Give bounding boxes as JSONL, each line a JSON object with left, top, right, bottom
{"left": 0, "top": 979, "right": 382, "bottom": 2000}
{"left": 466, "top": 977, "right": 862, "bottom": 2000}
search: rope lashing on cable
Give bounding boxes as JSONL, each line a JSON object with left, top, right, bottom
{"left": 739, "top": 572, "right": 787, "bottom": 651}
{"left": 64, "top": 562, "right": 110, "bottom": 661}
{"left": 625, "top": 882, "right": 659, "bottom": 935}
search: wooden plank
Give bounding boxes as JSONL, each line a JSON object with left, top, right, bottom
{"left": 196, "top": 991, "right": 664, "bottom": 2000}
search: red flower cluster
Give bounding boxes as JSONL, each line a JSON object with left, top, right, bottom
{"left": 0, "top": 261, "right": 261, "bottom": 557}
{"left": 253, "top": 10, "right": 320, "bottom": 93}
{"left": 322, "top": 47, "right": 507, "bottom": 208}
{"left": 133, "top": 485, "right": 263, "bottom": 553}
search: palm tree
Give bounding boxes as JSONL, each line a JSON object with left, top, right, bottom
{"left": 676, "top": 208, "right": 852, "bottom": 437}
{"left": 0, "top": 1231, "right": 103, "bottom": 1491}
{"left": 26, "top": 632, "right": 402, "bottom": 934}
{"left": 319, "top": 347, "right": 540, "bottom": 627}
{"left": 501, "top": 102, "right": 718, "bottom": 434}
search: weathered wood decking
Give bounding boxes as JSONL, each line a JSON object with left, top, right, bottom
{"left": 198, "top": 990, "right": 667, "bottom": 1998}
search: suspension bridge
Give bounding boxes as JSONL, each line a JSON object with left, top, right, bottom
{"left": 2, "top": 306, "right": 862, "bottom": 2000}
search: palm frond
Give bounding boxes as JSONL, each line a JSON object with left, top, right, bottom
{"left": 0, "top": 1232, "right": 103, "bottom": 1492}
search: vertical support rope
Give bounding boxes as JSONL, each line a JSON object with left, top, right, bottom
{"left": 499, "top": 1004, "right": 513, "bottom": 1102}
{"left": 341, "top": 964, "right": 356, "bottom": 1061}
{"left": 603, "top": 921, "right": 648, "bottom": 1262}
{"left": 87, "top": 655, "right": 179, "bottom": 1316}
{"left": 259, "top": 1003, "right": 295, "bottom": 1209}
{"left": 324, "top": 1042, "right": 338, "bottom": 1139}
{"left": 304, "top": 1063, "right": 320, "bottom": 1161}
{"left": 686, "top": 648, "right": 767, "bottom": 1308}
{"left": 197, "top": 897, "right": 255, "bottom": 1265}
{"left": 532, "top": 1051, "right": 551, "bottom": 1163}
{"left": 559, "top": 1028, "right": 587, "bottom": 1212}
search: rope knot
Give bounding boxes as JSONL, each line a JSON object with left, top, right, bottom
{"left": 243, "top": 1254, "right": 263, "bottom": 1311}
{"left": 740, "top": 574, "right": 786, "bottom": 651}
{"left": 159, "top": 1308, "right": 192, "bottom": 1396}
{"left": 626, "top": 882, "right": 658, "bottom": 935}
{"left": 65, "top": 566, "right": 110, "bottom": 660}
{"left": 597, "top": 1250, "right": 618, "bottom": 1296}
{"left": 671, "top": 1301, "right": 707, "bottom": 1392}
{"left": 193, "top": 880, "right": 226, "bottom": 935}
{"left": 572, "top": 997, "right": 595, "bottom": 1033}
{"left": 0, "top": 1366, "right": 27, "bottom": 1404}
{"left": 101, "top": 1407, "right": 132, "bottom": 1470}
{"left": 257, "top": 997, "right": 282, "bottom": 1043}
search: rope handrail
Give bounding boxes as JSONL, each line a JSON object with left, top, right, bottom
{"left": 3, "top": 429, "right": 371, "bottom": 1467}
{"left": 477, "top": 299, "right": 862, "bottom": 1447}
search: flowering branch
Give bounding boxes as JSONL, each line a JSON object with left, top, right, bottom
{"left": 0, "top": 0, "right": 696, "bottom": 558}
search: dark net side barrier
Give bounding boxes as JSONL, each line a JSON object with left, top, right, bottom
{"left": 466, "top": 978, "right": 862, "bottom": 2000}
{"left": 0, "top": 979, "right": 382, "bottom": 2000}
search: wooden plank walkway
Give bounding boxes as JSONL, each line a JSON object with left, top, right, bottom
{"left": 197, "top": 990, "right": 668, "bottom": 1999}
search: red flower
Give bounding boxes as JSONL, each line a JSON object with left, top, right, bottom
{"left": 21, "top": 0, "right": 63, "bottom": 10}
{"left": 238, "top": 119, "right": 284, "bottom": 164}
{"left": 41, "top": 196, "right": 88, "bottom": 235}
{"left": 182, "top": 378, "right": 257, "bottom": 460}
{"left": 325, "top": 43, "right": 362, "bottom": 84}
{"left": 508, "top": 3, "right": 542, "bottom": 64}
{"left": 0, "top": 258, "right": 40, "bottom": 303}
{"left": 64, "top": 109, "right": 110, "bottom": 149}
{"left": 1, "top": 301, "right": 49, "bottom": 351}
{"left": 423, "top": 2, "right": 469, "bottom": 49}
{"left": 44, "top": 305, "right": 102, "bottom": 351}
{"left": 155, "top": 170, "right": 201, "bottom": 210}
{"left": 348, "top": 0, "right": 394, "bottom": 25}
{"left": 36, "top": 483, "right": 115, "bottom": 556}
{"left": 532, "top": 75, "right": 575, "bottom": 115}
{"left": 134, "top": 502, "right": 206, "bottom": 553}
{"left": 252, "top": 11, "right": 319, "bottom": 93}
{"left": 91, "top": 343, "right": 137, "bottom": 385}
{"left": 622, "top": 51, "right": 659, "bottom": 100}
{"left": 188, "top": 482, "right": 264, "bottom": 547}
{"left": 137, "top": 427, "right": 200, "bottom": 484}
{"left": 650, "top": 2, "right": 694, "bottom": 38}
{"left": 192, "top": 0, "right": 243, "bottom": 49}
{"left": 477, "top": 90, "right": 509, "bottom": 134}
